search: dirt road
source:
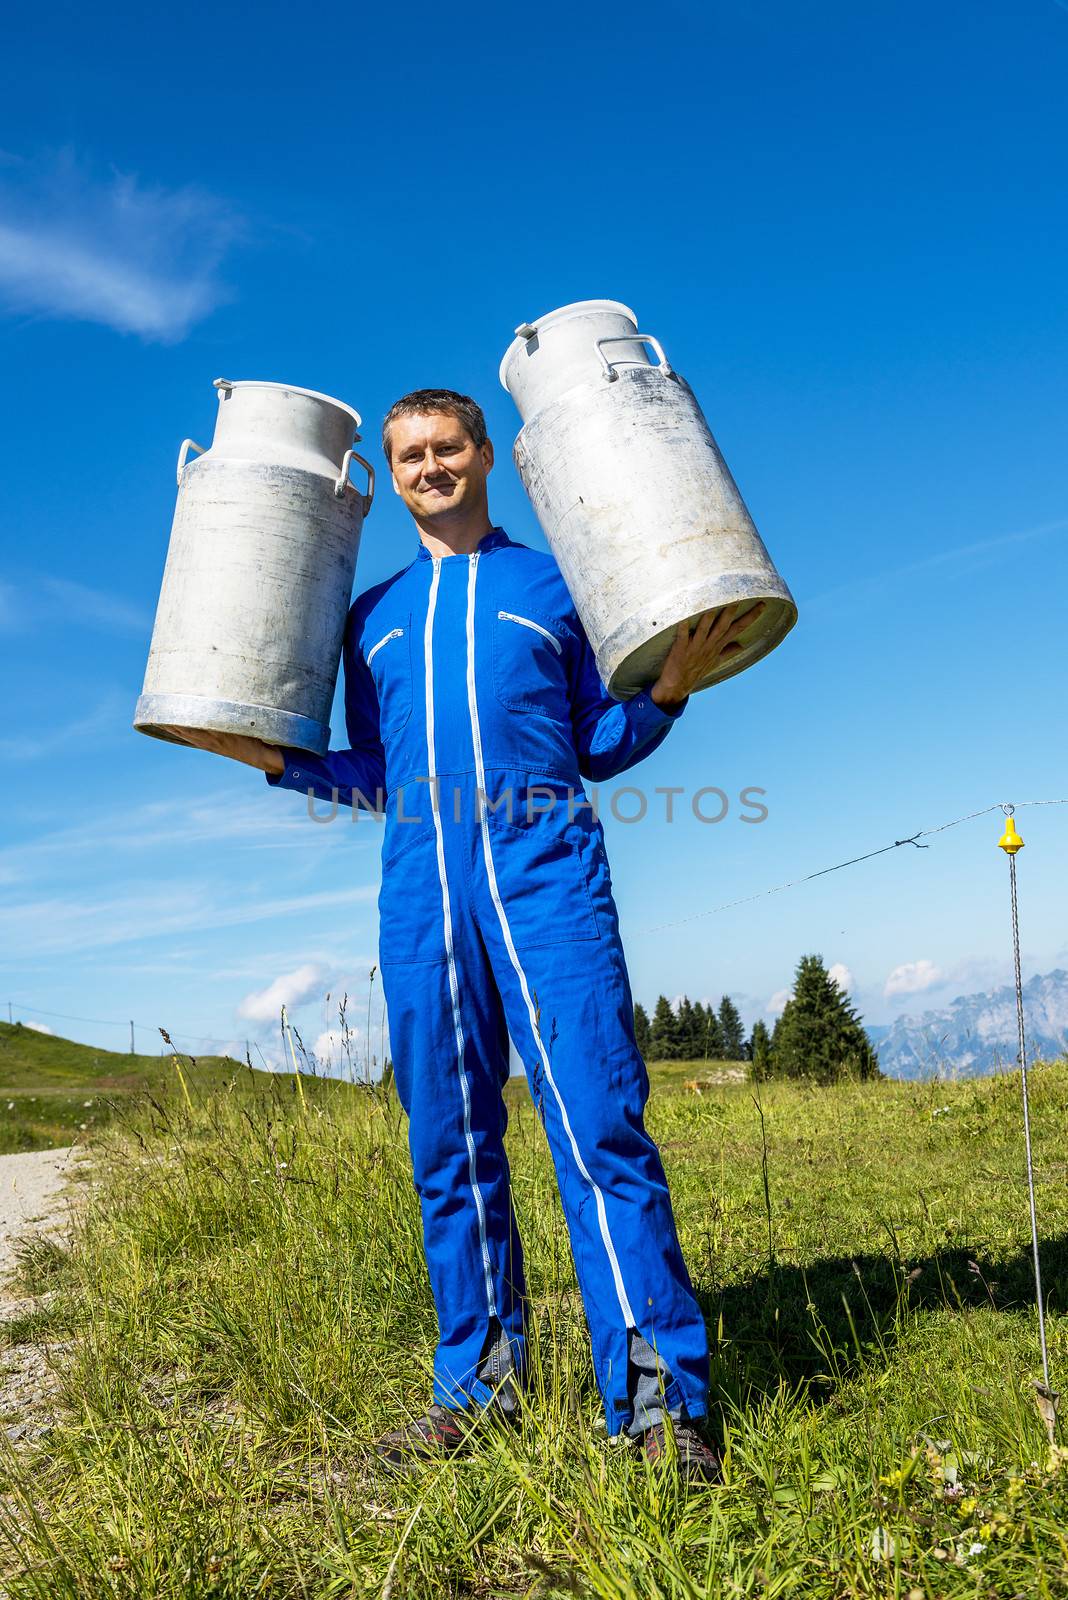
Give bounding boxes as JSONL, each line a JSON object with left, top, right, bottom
{"left": 0, "top": 1146, "right": 84, "bottom": 1448}
{"left": 0, "top": 1147, "right": 79, "bottom": 1282}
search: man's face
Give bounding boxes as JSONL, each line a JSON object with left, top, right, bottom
{"left": 388, "top": 411, "right": 494, "bottom": 522}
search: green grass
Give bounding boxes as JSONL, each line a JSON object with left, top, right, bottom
{"left": 0, "top": 1021, "right": 296, "bottom": 1151}
{"left": 0, "top": 1053, "right": 1066, "bottom": 1596}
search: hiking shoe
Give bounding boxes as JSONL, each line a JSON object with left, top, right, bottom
{"left": 375, "top": 1403, "right": 474, "bottom": 1472}
{"left": 639, "top": 1419, "right": 723, "bottom": 1484}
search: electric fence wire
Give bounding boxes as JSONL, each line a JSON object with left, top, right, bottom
{"left": 8, "top": 796, "right": 1068, "bottom": 1046}
{"left": 643, "top": 796, "right": 1068, "bottom": 933}
{"left": 6, "top": 791, "right": 1064, "bottom": 1416}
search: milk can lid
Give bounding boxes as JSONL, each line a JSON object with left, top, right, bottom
{"left": 213, "top": 379, "right": 362, "bottom": 428}
{"left": 498, "top": 300, "right": 638, "bottom": 390}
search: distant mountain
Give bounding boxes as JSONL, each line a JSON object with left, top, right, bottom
{"left": 871, "top": 969, "right": 1068, "bottom": 1079}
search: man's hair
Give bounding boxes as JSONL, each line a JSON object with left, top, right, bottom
{"left": 381, "top": 388, "right": 488, "bottom": 462}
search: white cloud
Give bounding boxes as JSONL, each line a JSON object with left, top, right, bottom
{"left": 884, "top": 959, "right": 945, "bottom": 999}
{"left": 312, "top": 1028, "right": 357, "bottom": 1066}
{"left": 25, "top": 1021, "right": 53, "bottom": 1034}
{"left": 0, "top": 150, "right": 239, "bottom": 341}
{"left": 238, "top": 963, "right": 327, "bottom": 1024}
{"left": 765, "top": 988, "right": 791, "bottom": 1016}
{"left": 828, "top": 962, "right": 854, "bottom": 995}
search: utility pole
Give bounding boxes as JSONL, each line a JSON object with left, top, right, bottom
{"left": 7, "top": 1003, "right": 11, "bottom": 1025}
{"left": 130, "top": 1020, "right": 135, "bottom": 1055}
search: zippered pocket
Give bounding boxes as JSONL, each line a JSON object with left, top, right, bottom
{"left": 492, "top": 606, "right": 569, "bottom": 721}
{"left": 367, "top": 626, "right": 404, "bottom": 666}
{"left": 498, "top": 610, "right": 562, "bottom": 655}
{"left": 365, "top": 620, "right": 412, "bottom": 737}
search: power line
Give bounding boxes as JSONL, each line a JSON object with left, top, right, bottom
{"left": 5, "top": 1001, "right": 235, "bottom": 1050}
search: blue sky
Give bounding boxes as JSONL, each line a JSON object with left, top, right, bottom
{"left": 1, "top": 0, "right": 1066, "bottom": 1069}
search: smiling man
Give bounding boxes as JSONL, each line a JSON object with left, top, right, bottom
{"left": 204, "top": 388, "right": 760, "bottom": 1480}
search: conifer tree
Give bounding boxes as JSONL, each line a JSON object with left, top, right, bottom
{"left": 699, "top": 1003, "right": 724, "bottom": 1059}
{"left": 717, "top": 995, "right": 746, "bottom": 1061}
{"left": 649, "top": 994, "right": 681, "bottom": 1061}
{"left": 771, "top": 955, "right": 881, "bottom": 1083}
{"left": 748, "top": 1018, "right": 773, "bottom": 1081}
{"left": 689, "top": 1000, "right": 712, "bottom": 1059}
{"left": 633, "top": 1001, "right": 651, "bottom": 1059}
{"left": 677, "top": 996, "right": 698, "bottom": 1059}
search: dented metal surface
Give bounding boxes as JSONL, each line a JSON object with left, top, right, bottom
{"left": 499, "top": 300, "right": 796, "bottom": 698}
{"left": 134, "top": 379, "right": 371, "bottom": 756}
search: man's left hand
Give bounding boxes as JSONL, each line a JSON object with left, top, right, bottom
{"left": 650, "top": 600, "right": 766, "bottom": 710}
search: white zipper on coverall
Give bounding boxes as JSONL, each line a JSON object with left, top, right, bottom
{"left": 424, "top": 558, "right": 496, "bottom": 1317}
{"left": 367, "top": 626, "right": 403, "bottom": 666}
{"left": 498, "top": 610, "right": 563, "bottom": 654}
{"left": 468, "top": 555, "right": 636, "bottom": 1329}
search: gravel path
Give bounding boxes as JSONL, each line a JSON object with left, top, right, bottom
{"left": 0, "top": 1147, "right": 79, "bottom": 1281}
{"left": 0, "top": 1146, "right": 85, "bottom": 1449}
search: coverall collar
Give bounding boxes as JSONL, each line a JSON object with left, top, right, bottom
{"left": 414, "top": 526, "right": 511, "bottom": 562}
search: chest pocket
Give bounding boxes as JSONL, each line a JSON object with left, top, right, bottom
{"left": 492, "top": 608, "right": 569, "bottom": 720}
{"left": 366, "top": 618, "right": 413, "bottom": 736}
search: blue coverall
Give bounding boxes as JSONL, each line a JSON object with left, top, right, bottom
{"left": 267, "top": 526, "right": 710, "bottom": 1434}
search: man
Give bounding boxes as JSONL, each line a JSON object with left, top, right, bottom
{"left": 201, "top": 388, "right": 760, "bottom": 1481}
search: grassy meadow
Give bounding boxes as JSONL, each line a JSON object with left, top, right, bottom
{"left": 0, "top": 1022, "right": 300, "bottom": 1152}
{"left": 0, "top": 1044, "right": 1066, "bottom": 1597}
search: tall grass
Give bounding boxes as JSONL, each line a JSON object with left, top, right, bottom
{"left": 0, "top": 1062, "right": 1065, "bottom": 1596}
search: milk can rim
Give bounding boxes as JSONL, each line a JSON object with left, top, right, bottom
{"left": 214, "top": 379, "right": 362, "bottom": 429}
{"left": 498, "top": 299, "right": 638, "bottom": 391}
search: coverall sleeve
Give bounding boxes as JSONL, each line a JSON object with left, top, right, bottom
{"left": 264, "top": 607, "right": 386, "bottom": 812}
{"left": 570, "top": 628, "right": 688, "bottom": 782}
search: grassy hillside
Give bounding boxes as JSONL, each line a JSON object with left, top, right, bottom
{"left": 0, "top": 1021, "right": 308, "bottom": 1152}
{"left": 0, "top": 1055, "right": 1065, "bottom": 1595}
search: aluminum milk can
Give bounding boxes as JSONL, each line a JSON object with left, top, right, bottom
{"left": 134, "top": 378, "right": 374, "bottom": 756}
{"left": 499, "top": 300, "right": 796, "bottom": 698}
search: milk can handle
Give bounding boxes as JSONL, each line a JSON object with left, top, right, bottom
{"left": 335, "top": 448, "right": 375, "bottom": 515}
{"left": 594, "top": 334, "right": 673, "bottom": 383}
{"left": 176, "top": 439, "right": 206, "bottom": 485}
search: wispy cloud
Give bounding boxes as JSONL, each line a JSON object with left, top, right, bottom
{"left": 803, "top": 517, "right": 1068, "bottom": 613}
{"left": 0, "top": 881, "right": 377, "bottom": 959}
{"left": 42, "top": 577, "right": 149, "bottom": 633}
{"left": 0, "top": 694, "right": 127, "bottom": 761}
{"left": 0, "top": 574, "right": 150, "bottom": 640}
{"left": 0, "top": 787, "right": 380, "bottom": 878}
{"left": 0, "top": 150, "right": 239, "bottom": 341}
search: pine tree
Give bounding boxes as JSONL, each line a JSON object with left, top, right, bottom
{"left": 633, "top": 1001, "right": 651, "bottom": 1059}
{"left": 748, "top": 1018, "right": 773, "bottom": 1081}
{"left": 771, "top": 955, "right": 881, "bottom": 1084}
{"left": 691, "top": 1000, "right": 716, "bottom": 1059}
{"left": 676, "top": 996, "right": 698, "bottom": 1059}
{"left": 690, "top": 1000, "right": 706, "bottom": 1057}
{"left": 717, "top": 995, "right": 746, "bottom": 1061}
{"left": 649, "top": 994, "right": 681, "bottom": 1061}
{"left": 699, "top": 1003, "right": 724, "bottom": 1059}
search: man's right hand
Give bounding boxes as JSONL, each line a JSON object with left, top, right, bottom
{"left": 158, "top": 726, "right": 285, "bottom": 774}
